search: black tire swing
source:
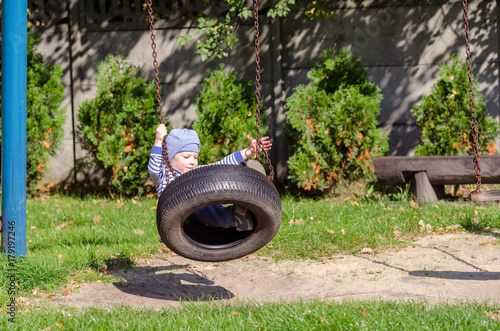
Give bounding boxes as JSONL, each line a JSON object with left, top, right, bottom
{"left": 146, "top": 0, "right": 282, "bottom": 262}
{"left": 462, "top": 0, "right": 500, "bottom": 202}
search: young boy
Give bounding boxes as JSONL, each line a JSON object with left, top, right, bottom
{"left": 148, "top": 124, "right": 272, "bottom": 231}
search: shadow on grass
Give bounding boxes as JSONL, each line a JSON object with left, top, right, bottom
{"left": 110, "top": 263, "right": 234, "bottom": 302}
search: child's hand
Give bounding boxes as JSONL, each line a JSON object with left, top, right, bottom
{"left": 154, "top": 124, "right": 168, "bottom": 147}
{"left": 242, "top": 135, "right": 272, "bottom": 159}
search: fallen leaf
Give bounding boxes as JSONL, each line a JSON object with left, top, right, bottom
{"left": 393, "top": 230, "right": 403, "bottom": 238}
{"left": 56, "top": 322, "right": 65, "bottom": 330}
{"left": 232, "top": 310, "right": 239, "bottom": 316}
{"left": 246, "top": 254, "right": 258, "bottom": 260}
{"left": 486, "top": 311, "right": 500, "bottom": 321}
{"left": 31, "top": 287, "right": 39, "bottom": 295}
{"left": 289, "top": 219, "right": 304, "bottom": 225}
{"left": 326, "top": 229, "right": 335, "bottom": 235}
{"left": 62, "top": 288, "right": 73, "bottom": 295}
{"left": 55, "top": 222, "right": 69, "bottom": 230}
{"left": 410, "top": 200, "right": 418, "bottom": 208}
{"left": 40, "top": 292, "right": 56, "bottom": 298}
{"left": 133, "top": 229, "right": 145, "bottom": 236}
{"left": 158, "top": 246, "right": 170, "bottom": 253}
{"left": 93, "top": 215, "right": 102, "bottom": 224}
{"left": 360, "top": 248, "right": 374, "bottom": 254}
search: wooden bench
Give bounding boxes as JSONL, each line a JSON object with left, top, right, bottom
{"left": 373, "top": 155, "right": 500, "bottom": 203}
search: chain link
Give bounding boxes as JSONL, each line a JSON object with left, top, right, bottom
{"left": 253, "top": 0, "right": 275, "bottom": 180}
{"left": 462, "top": 0, "right": 482, "bottom": 192}
{"left": 146, "top": 0, "right": 176, "bottom": 182}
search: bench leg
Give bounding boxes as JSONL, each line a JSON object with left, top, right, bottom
{"left": 410, "top": 171, "right": 445, "bottom": 203}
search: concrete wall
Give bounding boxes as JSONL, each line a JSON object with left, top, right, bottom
{"left": 27, "top": 0, "right": 499, "bottom": 182}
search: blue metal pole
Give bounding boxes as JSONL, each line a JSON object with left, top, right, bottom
{"left": 1, "top": 0, "right": 28, "bottom": 258}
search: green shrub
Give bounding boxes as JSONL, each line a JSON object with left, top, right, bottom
{"left": 284, "top": 46, "right": 388, "bottom": 194}
{"left": 0, "top": 32, "right": 66, "bottom": 193}
{"left": 411, "top": 54, "right": 499, "bottom": 156}
{"left": 193, "top": 65, "right": 268, "bottom": 165}
{"left": 307, "top": 46, "right": 378, "bottom": 97}
{"left": 77, "top": 55, "right": 165, "bottom": 196}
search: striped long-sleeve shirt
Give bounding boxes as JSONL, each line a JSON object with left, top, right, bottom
{"left": 148, "top": 145, "right": 245, "bottom": 197}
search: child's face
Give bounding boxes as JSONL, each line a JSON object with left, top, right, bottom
{"left": 171, "top": 151, "right": 198, "bottom": 174}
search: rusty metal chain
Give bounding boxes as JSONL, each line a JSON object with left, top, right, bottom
{"left": 253, "top": 0, "right": 275, "bottom": 180}
{"left": 146, "top": 0, "right": 176, "bottom": 182}
{"left": 462, "top": 0, "right": 481, "bottom": 192}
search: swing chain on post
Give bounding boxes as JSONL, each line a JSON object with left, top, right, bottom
{"left": 462, "top": 0, "right": 482, "bottom": 193}
{"left": 146, "top": 0, "right": 177, "bottom": 181}
{"left": 253, "top": 0, "right": 275, "bottom": 180}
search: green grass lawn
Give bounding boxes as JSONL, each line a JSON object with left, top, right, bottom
{"left": 2, "top": 300, "right": 500, "bottom": 330}
{"left": 1, "top": 192, "right": 499, "bottom": 329}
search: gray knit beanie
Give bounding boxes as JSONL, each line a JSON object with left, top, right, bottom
{"left": 166, "top": 129, "right": 200, "bottom": 161}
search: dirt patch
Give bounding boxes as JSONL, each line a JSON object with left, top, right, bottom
{"left": 57, "top": 231, "right": 500, "bottom": 309}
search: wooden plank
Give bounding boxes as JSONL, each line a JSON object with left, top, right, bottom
{"left": 373, "top": 155, "right": 500, "bottom": 185}
{"left": 469, "top": 190, "right": 500, "bottom": 202}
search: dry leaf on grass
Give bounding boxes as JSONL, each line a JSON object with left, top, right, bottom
{"left": 393, "top": 230, "right": 404, "bottom": 238}
{"left": 486, "top": 311, "right": 500, "bottom": 321}
{"left": 133, "top": 229, "right": 145, "bottom": 236}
